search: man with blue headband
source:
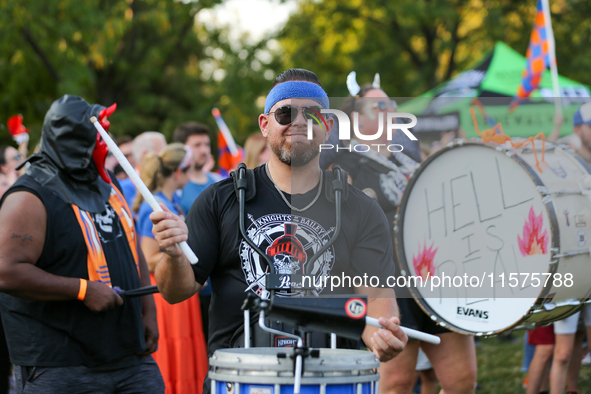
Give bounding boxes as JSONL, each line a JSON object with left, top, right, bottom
{"left": 150, "top": 68, "right": 407, "bottom": 392}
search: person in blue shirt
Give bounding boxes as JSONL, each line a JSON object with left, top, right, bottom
{"left": 133, "top": 142, "right": 209, "bottom": 391}
{"left": 172, "top": 122, "right": 222, "bottom": 340}
{"left": 172, "top": 122, "right": 222, "bottom": 215}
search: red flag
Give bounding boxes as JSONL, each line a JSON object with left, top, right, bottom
{"left": 213, "top": 108, "right": 243, "bottom": 177}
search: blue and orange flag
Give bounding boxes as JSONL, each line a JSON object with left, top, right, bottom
{"left": 510, "top": 0, "right": 550, "bottom": 110}
{"left": 212, "top": 108, "right": 243, "bottom": 178}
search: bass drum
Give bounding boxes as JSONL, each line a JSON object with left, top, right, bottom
{"left": 395, "top": 141, "right": 591, "bottom": 336}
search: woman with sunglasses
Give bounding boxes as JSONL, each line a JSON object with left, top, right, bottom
{"left": 134, "top": 143, "right": 208, "bottom": 394}
{"left": 326, "top": 73, "right": 477, "bottom": 394}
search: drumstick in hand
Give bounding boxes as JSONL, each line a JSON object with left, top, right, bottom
{"left": 366, "top": 316, "right": 441, "bottom": 344}
{"left": 90, "top": 116, "right": 198, "bottom": 265}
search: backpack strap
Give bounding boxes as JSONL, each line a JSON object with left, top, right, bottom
{"left": 231, "top": 163, "right": 257, "bottom": 202}
{"left": 231, "top": 163, "right": 348, "bottom": 203}
{"left": 324, "top": 164, "right": 349, "bottom": 203}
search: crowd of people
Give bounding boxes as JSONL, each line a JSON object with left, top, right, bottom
{"left": 0, "top": 68, "right": 590, "bottom": 394}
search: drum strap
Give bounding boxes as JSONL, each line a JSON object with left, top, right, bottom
{"left": 230, "top": 164, "right": 350, "bottom": 203}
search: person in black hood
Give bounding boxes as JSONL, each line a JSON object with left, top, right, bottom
{"left": 0, "top": 95, "right": 164, "bottom": 393}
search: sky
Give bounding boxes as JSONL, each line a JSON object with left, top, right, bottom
{"left": 196, "top": 0, "right": 299, "bottom": 44}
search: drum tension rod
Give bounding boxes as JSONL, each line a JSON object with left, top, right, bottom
{"left": 553, "top": 249, "right": 591, "bottom": 258}
{"left": 539, "top": 190, "right": 585, "bottom": 196}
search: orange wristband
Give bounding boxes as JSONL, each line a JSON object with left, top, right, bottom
{"left": 77, "top": 279, "right": 88, "bottom": 301}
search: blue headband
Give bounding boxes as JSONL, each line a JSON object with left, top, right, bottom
{"left": 264, "top": 81, "right": 329, "bottom": 114}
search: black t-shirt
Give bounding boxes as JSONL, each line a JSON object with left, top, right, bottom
{"left": 0, "top": 174, "right": 145, "bottom": 367}
{"left": 187, "top": 165, "right": 395, "bottom": 355}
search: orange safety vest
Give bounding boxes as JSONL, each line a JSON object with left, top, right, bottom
{"left": 71, "top": 186, "right": 139, "bottom": 285}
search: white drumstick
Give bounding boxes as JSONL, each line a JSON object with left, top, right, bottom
{"left": 366, "top": 316, "right": 441, "bottom": 345}
{"left": 90, "top": 116, "right": 198, "bottom": 265}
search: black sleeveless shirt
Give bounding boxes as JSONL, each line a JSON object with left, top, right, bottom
{"left": 0, "top": 174, "right": 145, "bottom": 367}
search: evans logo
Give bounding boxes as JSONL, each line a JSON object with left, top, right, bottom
{"left": 457, "top": 307, "right": 489, "bottom": 320}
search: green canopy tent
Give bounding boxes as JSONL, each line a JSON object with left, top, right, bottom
{"left": 399, "top": 42, "right": 590, "bottom": 138}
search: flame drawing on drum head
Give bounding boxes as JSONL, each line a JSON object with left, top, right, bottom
{"left": 413, "top": 240, "right": 438, "bottom": 280}
{"left": 518, "top": 206, "right": 549, "bottom": 256}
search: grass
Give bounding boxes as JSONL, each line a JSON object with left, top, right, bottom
{"left": 474, "top": 331, "right": 591, "bottom": 394}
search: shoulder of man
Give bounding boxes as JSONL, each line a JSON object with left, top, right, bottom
{"left": 343, "top": 182, "right": 389, "bottom": 221}
{"left": 208, "top": 171, "right": 224, "bottom": 183}
{"left": 192, "top": 175, "right": 236, "bottom": 210}
{"left": 108, "top": 171, "right": 124, "bottom": 194}
{"left": 0, "top": 174, "right": 44, "bottom": 209}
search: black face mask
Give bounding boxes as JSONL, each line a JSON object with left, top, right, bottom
{"left": 20, "top": 95, "right": 111, "bottom": 213}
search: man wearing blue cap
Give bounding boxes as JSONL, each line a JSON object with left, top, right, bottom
{"left": 150, "top": 68, "right": 408, "bottom": 392}
{"left": 573, "top": 102, "right": 591, "bottom": 163}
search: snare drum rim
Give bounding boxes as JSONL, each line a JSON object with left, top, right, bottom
{"left": 394, "top": 140, "right": 561, "bottom": 336}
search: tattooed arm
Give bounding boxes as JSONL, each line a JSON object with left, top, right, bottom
{"left": 0, "top": 192, "right": 122, "bottom": 311}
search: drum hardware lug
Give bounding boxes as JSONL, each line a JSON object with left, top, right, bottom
{"left": 580, "top": 175, "right": 591, "bottom": 191}
{"left": 394, "top": 213, "right": 399, "bottom": 220}
{"left": 549, "top": 259, "right": 558, "bottom": 265}
{"left": 235, "top": 357, "right": 241, "bottom": 363}
{"left": 551, "top": 247, "right": 559, "bottom": 253}
{"left": 401, "top": 270, "right": 407, "bottom": 276}
{"left": 393, "top": 226, "right": 399, "bottom": 233}
{"left": 537, "top": 186, "right": 549, "bottom": 195}
{"left": 548, "top": 190, "right": 584, "bottom": 196}
{"left": 456, "top": 139, "right": 464, "bottom": 146}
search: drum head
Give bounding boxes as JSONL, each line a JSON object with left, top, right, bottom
{"left": 396, "top": 142, "right": 558, "bottom": 335}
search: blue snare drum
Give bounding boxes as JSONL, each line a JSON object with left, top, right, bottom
{"left": 209, "top": 348, "right": 379, "bottom": 394}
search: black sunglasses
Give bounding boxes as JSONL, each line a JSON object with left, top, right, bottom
{"left": 371, "top": 100, "right": 398, "bottom": 111}
{"left": 267, "top": 105, "right": 324, "bottom": 126}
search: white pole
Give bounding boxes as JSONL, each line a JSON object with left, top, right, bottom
{"left": 244, "top": 309, "right": 250, "bottom": 349}
{"left": 212, "top": 108, "right": 239, "bottom": 156}
{"left": 365, "top": 316, "right": 441, "bottom": 345}
{"left": 90, "top": 117, "right": 198, "bottom": 265}
{"left": 541, "top": 0, "right": 562, "bottom": 119}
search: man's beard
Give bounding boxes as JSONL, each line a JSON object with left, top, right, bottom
{"left": 270, "top": 128, "right": 321, "bottom": 167}
{"left": 192, "top": 157, "right": 208, "bottom": 171}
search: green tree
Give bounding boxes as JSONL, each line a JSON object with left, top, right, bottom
{"left": 0, "top": 0, "right": 224, "bottom": 146}
{"left": 275, "top": 0, "right": 591, "bottom": 98}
